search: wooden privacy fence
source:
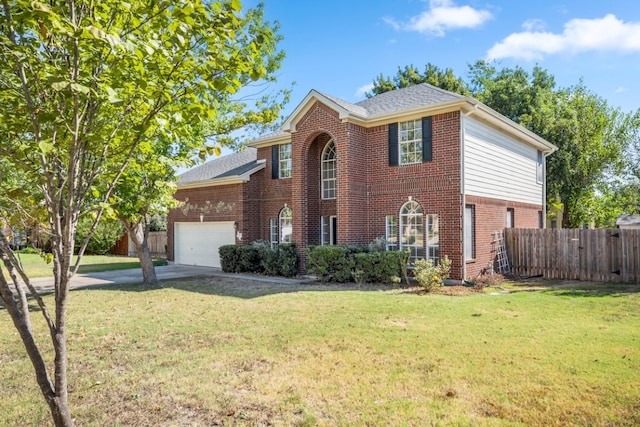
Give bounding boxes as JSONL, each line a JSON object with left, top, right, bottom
{"left": 110, "top": 232, "right": 167, "bottom": 258}
{"left": 504, "top": 228, "right": 640, "bottom": 283}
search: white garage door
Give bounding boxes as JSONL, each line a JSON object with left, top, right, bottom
{"left": 174, "top": 222, "right": 236, "bottom": 268}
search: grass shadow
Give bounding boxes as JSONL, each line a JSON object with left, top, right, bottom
{"left": 76, "top": 275, "right": 411, "bottom": 299}
{"left": 76, "top": 259, "right": 167, "bottom": 274}
{"left": 542, "top": 283, "right": 640, "bottom": 298}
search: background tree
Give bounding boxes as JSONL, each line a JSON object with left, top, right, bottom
{"left": 0, "top": 1, "right": 285, "bottom": 425}
{"left": 367, "top": 63, "right": 468, "bottom": 97}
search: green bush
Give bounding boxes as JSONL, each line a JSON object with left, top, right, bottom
{"left": 305, "top": 246, "right": 355, "bottom": 282}
{"left": 219, "top": 242, "right": 299, "bottom": 277}
{"left": 413, "top": 256, "right": 451, "bottom": 291}
{"left": 306, "top": 245, "right": 409, "bottom": 284}
{"left": 236, "top": 245, "right": 261, "bottom": 273}
{"left": 276, "top": 243, "right": 298, "bottom": 277}
{"left": 74, "top": 217, "right": 124, "bottom": 255}
{"left": 219, "top": 245, "right": 241, "bottom": 273}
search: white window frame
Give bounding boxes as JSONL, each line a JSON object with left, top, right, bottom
{"left": 321, "top": 215, "right": 337, "bottom": 245}
{"left": 279, "top": 143, "right": 292, "bottom": 179}
{"left": 279, "top": 206, "right": 292, "bottom": 243}
{"left": 321, "top": 140, "right": 336, "bottom": 199}
{"left": 426, "top": 214, "right": 439, "bottom": 263}
{"left": 269, "top": 218, "right": 278, "bottom": 249}
{"left": 399, "top": 119, "right": 422, "bottom": 165}
{"left": 506, "top": 208, "right": 515, "bottom": 228}
{"left": 536, "top": 150, "right": 543, "bottom": 184}
{"left": 464, "top": 205, "right": 475, "bottom": 260}
{"left": 400, "top": 200, "right": 424, "bottom": 262}
{"left": 385, "top": 215, "right": 398, "bottom": 251}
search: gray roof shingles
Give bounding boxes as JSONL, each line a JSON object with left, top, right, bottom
{"left": 316, "top": 83, "right": 463, "bottom": 118}
{"left": 178, "top": 147, "right": 258, "bottom": 184}
{"left": 354, "top": 83, "right": 465, "bottom": 117}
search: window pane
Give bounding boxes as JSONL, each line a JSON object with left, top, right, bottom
{"left": 426, "top": 214, "right": 439, "bottom": 263}
{"left": 400, "top": 201, "right": 424, "bottom": 262}
{"left": 465, "top": 205, "right": 474, "bottom": 260}
{"left": 399, "top": 120, "right": 422, "bottom": 165}
{"left": 385, "top": 215, "right": 398, "bottom": 251}
{"left": 280, "top": 207, "right": 292, "bottom": 243}
{"left": 279, "top": 143, "right": 292, "bottom": 178}
{"left": 322, "top": 141, "right": 337, "bottom": 200}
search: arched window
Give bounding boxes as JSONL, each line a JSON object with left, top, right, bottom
{"left": 321, "top": 140, "right": 336, "bottom": 200}
{"left": 400, "top": 200, "right": 424, "bottom": 261}
{"left": 279, "top": 206, "right": 292, "bottom": 243}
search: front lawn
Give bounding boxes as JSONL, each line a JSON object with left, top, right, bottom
{"left": 5, "top": 253, "right": 167, "bottom": 278}
{"left": 1, "top": 278, "right": 638, "bottom": 426}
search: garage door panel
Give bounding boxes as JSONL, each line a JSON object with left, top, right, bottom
{"left": 175, "top": 222, "right": 235, "bottom": 268}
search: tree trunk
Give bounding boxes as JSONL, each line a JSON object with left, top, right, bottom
{"left": 125, "top": 220, "right": 158, "bottom": 287}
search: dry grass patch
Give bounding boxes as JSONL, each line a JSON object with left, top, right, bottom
{"left": 1, "top": 277, "right": 639, "bottom": 426}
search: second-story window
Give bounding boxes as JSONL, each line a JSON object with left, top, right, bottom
{"left": 279, "top": 143, "right": 292, "bottom": 178}
{"left": 399, "top": 119, "right": 422, "bottom": 165}
{"left": 322, "top": 140, "right": 336, "bottom": 199}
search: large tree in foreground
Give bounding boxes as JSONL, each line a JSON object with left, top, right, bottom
{"left": 0, "top": 0, "right": 285, "bottom": 425}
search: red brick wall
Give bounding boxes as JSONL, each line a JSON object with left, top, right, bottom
{"left": 464, "top": 194, "right": 542, "bottom": 279}
{"left": 167, "top": 184, "right": 244, "bottom": 261}
{"left": 364, "top": 111, "right": 464, "bottom": 279}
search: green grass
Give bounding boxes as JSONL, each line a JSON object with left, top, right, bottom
{"left": 1, "top": 278, "right": 639, "bottom": 426}
{"left": 7, "top": 253, "right": 167, "bottom": 278}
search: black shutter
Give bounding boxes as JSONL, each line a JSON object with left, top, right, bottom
{"left": 388, "top": 122, "right": 398, "bottom": 166}
{"left": 271, "top": 145, "right": 279, "bottom": 179}
{"left": 422, "top": 116, "right": 432, "bottom": 162}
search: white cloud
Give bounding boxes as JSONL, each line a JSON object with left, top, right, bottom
{"left": 487, "top": 14, "right": 640, "bottom": 61}
{"left": 385, "top": 0, "right": 493, "bottom": 37}
{"left": 522, "top": 19, "right": 546, "bottom": 32}
{"left": 615, "top": 86, "right": 628, "bottom": 93}
{"left": 355, "top": 83, "right": 374, "bottom": 98}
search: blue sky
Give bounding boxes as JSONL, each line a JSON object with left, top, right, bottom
{"left": 244, "top": 0, "right": 640, "bottom": 117}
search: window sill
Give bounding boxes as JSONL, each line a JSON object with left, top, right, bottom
{"left": 465, "top": 258, "right": 476, "bottom": 264}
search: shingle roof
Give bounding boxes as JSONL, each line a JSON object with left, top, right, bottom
{"left": 354, "top": 83, "right": 465, "bottom": 117}
{"left": 178, "top": 147, "right": 258, "bottom": 185}
{"left": 616, "top": 214, "right": 640, "bottom": 226}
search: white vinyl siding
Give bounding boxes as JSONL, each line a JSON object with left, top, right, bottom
{"left": 463, "top": 116, "right": 543, "bottom": 205}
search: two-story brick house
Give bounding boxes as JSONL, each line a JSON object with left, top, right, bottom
{"left": 167, "top": 83, "right": 556, "bottom": 280}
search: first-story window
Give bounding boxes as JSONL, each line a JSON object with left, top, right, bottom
{"left": 385, "top": 215, "right": 398, "bottom": 251}
{"left": 400, "top": 200, "right": 424, "bottom": 262}
{"left": 464, "top": 205, "right": 475, "bottom": 260}
{"left": 321, "top": 216, "right": 337, "bottom": 245}
{"left": 506, "top": 208, "right": 515, "bottom": 228}
{"left": 426, "top": 214, "right": 439, "bottom": 262}
{"left": 280, "top": 206, "right": 293, "bottom": 243}
{"left": 269, "top": 218, "right": 278, "bottom": 249}
{"left": 271, "top": 206, "right": 293, "bottom": 247}
{"left": 386, "top": 203, "right": 440, "bottom": 264}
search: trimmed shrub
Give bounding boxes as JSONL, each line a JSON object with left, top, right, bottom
{"left": 236, "top": 245, "right": 261, "bottom": 273}
{"left": 306, "top": 245, "right": 409, "bottom": 284}
{"left": 219, "top": 245, "right": 240, "bottom": 273}
{"left": 276, "top": 243, "right": 298, "bottom": 277}
{"left": 305, "top": 246, "right": 355, "bottom": 282}
{"left": 219, "top": 243, "right": 299, "bottom": 277}
{"left": 413, "top": 256, "right": 451, "bottom": 291}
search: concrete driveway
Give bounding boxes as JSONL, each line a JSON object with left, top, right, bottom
{"left": 28, "top": 263, "right": 309, "bottom": 294}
